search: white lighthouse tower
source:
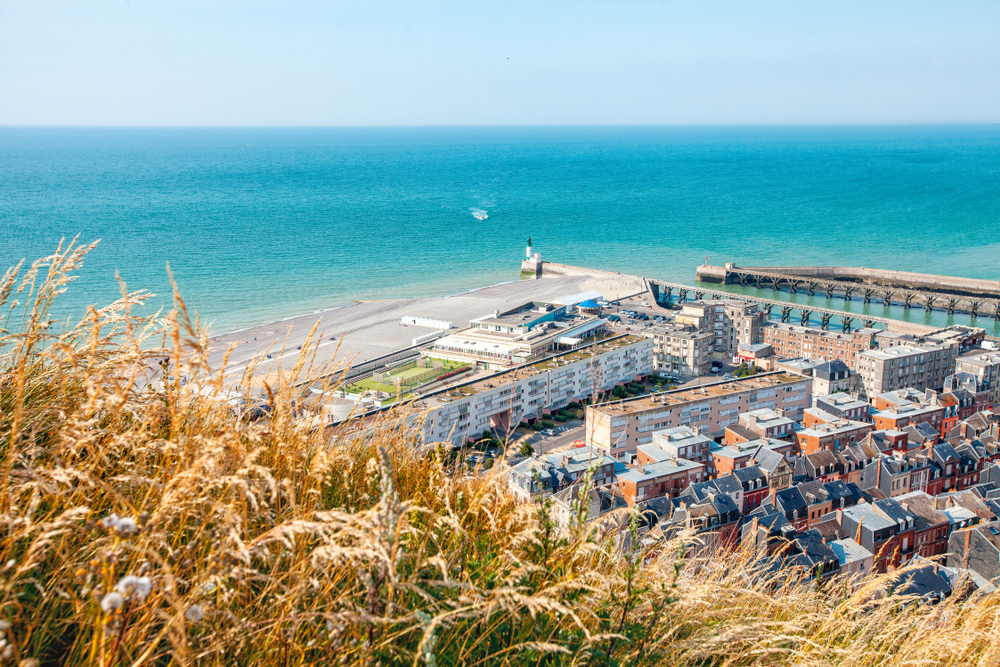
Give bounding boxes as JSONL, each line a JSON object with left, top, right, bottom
{"left": 521, "top": 236, "right": 541, "bottom": 279}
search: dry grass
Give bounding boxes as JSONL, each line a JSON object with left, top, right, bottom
{"left": 2, "top": 242, "right": 1000, "bottom": 666}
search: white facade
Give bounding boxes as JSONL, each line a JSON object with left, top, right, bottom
{"left": 420, "top": 335, "right": 654, "bottom": 446}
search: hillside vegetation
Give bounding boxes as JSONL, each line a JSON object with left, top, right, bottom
{"left": 1, "top": 243, "right": 999, "bottom": 666}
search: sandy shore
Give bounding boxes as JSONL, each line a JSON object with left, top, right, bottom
{"left": 205, "top": 272, "right": 647, "bottom": 389}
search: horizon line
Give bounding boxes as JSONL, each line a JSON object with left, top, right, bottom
{"left": 3, "top": 121, "right": 1000, "bottom": 130}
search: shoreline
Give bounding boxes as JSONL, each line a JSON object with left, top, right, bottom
{"left": 204, "top": 270, "right": 641, "bottom": 388}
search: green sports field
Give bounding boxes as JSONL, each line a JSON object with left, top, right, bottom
{"left": 345, "top": 358, "right": 466, "bottom": 396}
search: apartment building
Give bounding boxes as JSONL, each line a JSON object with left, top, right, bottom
{"left": 639, "top": 425, "right": 713, "bottom": 465}
{"left": 427, "top": 301, "right": 606, "bottom": 370}
{"left": 758, "top": 322, "right": 869, "bottom": 367}
{"left": 924, "top": 324, "right": 986, "bottom": 353}
{"left": 736, "top": 407, "right": 796, "bottom": 440}
{"left": 418, "top": 334, "right": 653, "bottom": 447}
{"left": 856, "top": 343, "right": 958, "bottom": 400}
{"left": 871, "top": 401, "right": 945, "bottom": 434}
{"left": 616, "top": 458, "right": 706, "bottom": 506}
{"left": 644, "top": 323, "right": 715, "bottom": 377}
{"left": 507, "top": 450, "right": 618, "bottom": 502}
{"left": 812, "top": 393, "right": 871, "bottom": 422}
{"left": 675, "top": 300, "right": 763, "bottom": 357}
{"left": 955, "top": 351, "right": 1000, "bottom": 408}
{"left": 811, "top": 359, "right": 855, "bottom": 395}
{"left": 794, "top": 417, "right": 874, "bottom": 455}
{"left": 709, "top": 438, "right": 795, "bottom": 476}
{"left": 586, "top": 372, "right": 812, "bottom": 459}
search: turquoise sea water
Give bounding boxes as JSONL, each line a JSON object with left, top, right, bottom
{"left": 2, "top": 126, "right": 999, "bottom": 334}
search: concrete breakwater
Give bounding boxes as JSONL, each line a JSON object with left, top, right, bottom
{"left": 528, "top": 258, "right": 934, "bottom": 334}
{"left": 697, "top": 264, "right": 1000, "bottom": 319}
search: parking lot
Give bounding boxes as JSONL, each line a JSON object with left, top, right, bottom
{"left": 509, "top": 420, "right": 590, "bottom": 457}
{"left": 600, "top": 298, "right": 672, "bottom": 335}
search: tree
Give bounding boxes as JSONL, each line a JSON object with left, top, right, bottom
{"left": 519, "top": 441, "right": 535, "bottom": 457}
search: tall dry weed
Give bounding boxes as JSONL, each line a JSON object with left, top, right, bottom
{"left": 1, "top": 242, "right": 999, "bottom": 666}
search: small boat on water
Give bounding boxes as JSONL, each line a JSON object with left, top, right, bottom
{"left": 471, "top": 210, "right": 488, "bottom": 220}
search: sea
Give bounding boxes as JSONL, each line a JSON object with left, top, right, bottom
{"left": 2, "top": 125, "right": 999, "bottom": 335}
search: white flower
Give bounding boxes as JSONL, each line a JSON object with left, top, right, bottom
{"left": 99, "top": 514, "right": 138, "bottom": 536}
{"left": 185, "top": 604, "right": 204, "bottom": 622}
{"left": 114, "top": 518, "right": 137, "bottom": 536}
{"left": 115, "top": 576, "right": 152, "bottom": 601}
{"left": 100, "top": 592, "right": 124, "bottom": 613}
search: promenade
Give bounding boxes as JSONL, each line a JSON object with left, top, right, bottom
{"left": 205, "top": 271, "right": 646, "bottom": 387}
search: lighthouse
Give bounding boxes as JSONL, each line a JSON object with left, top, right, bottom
{"left": 521, "top": 236, "right": 541, "bottom": 279}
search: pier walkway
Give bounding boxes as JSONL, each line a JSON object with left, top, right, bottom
{"left": 535, "top": 261, "right": 896, "bottom": 332}
{"left": 648, "top": 280, "right": 892, "bottom": 331}
{"left": 696, "top": 264, "right": 1000, "bottom": 319}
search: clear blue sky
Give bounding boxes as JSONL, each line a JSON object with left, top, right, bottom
{"left": 1, "top": 0, "right": 998, "bottom": 125}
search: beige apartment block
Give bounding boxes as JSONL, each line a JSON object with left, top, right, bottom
{"left": 955, "top": 351, "right": 1000, "bottom": 407}
{"left": 417, "top": 334, "right": 654, "bottom": 447}
{"left": 675, "top": 300, "right": 762, "bottom": 358}
{"left": 586, "top": 372, "right": 813, "bottom": 459}
{"left": 857, "top": 343, "right": 958, "bottom": 400}
{"left": 645, "top": 323, "right": 715, "bottom": 377}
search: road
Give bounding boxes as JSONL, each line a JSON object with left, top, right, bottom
{"left": 512, "top": 421, "right": 589, "bottom": 456}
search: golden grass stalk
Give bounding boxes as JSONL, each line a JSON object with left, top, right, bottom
{"left": 1, "top": 242, "right": 999, "bottom": 666}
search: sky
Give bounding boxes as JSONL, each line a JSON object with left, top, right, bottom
{"left": 1, "top": 0, "right": 998, "bottom": 126}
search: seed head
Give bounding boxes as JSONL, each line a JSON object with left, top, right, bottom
{"left": 115, "top": 575, "right": 152, "bottom": 601}
{"left": 99, "top": 514, "right": 138, "bottom": 537}
{"left": 185, "top": 604, "right": 204, "bottom": 622}
{"left": 100, "top": 592, "right": 124, "bottom": 613}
